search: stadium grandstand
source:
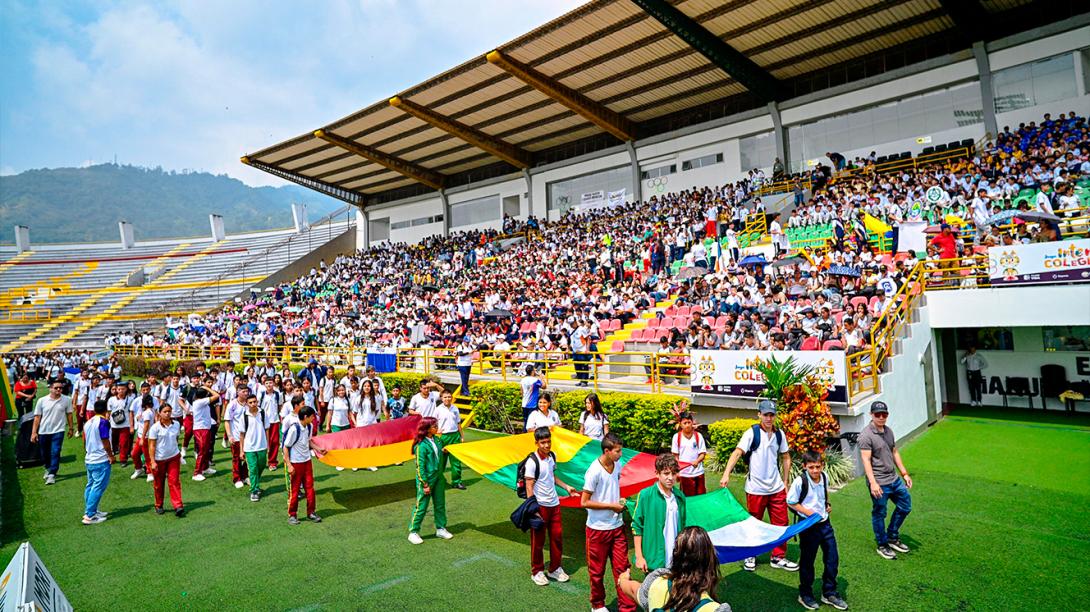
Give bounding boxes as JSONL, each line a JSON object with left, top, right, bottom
{"left": 4, "top": 2, "right": 1090, "bottom": 611}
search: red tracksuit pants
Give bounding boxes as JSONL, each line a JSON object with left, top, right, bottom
{"left": 153, "top": 454, "right": 183, "bottom": 510}
{"left": 231, "top": 441, "right": 249, "bottom": 483}
{"left": 288, "top": 461, "right": 316, "bottom": 517}
{"left": 530, "top": 504, "right": 563, "bottom": 574}
{"left": 192, "top": 429, "right": 212, "bottom": 475}
{"left": 747, "top": 489, "right": 790, "bottom": 558}
{"left": 131, "top": 437, "right": 145, "bottom": 471}
{"left": 267, "top": 422, "right": 281, "bottom": 469}
{"left": 110, "top": 428, "right": 132, "bottom": 463}
{"left": 585, "top": 526, "right": 636, "bottom": 611}
{"left": 680, "top": 474, "right": 706, "bottom": 497}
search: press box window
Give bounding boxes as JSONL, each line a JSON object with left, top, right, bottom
{"left": 682, "top": 153, "right": 723, "bottom": 171}
{"left": 640, "top": 164, "right": 676, "bottom": 180}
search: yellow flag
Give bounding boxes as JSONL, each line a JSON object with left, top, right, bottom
{"left": 864, "top": 213, "right": 891, "bottom": 235}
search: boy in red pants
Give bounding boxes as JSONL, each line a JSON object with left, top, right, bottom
{"left": 580, "top": 433, "right": 636, "bottom": 612}
{"left": 283, "top": 407, "right": 322, "bottom": 525}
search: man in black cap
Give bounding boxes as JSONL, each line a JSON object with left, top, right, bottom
{"left": 858, "top": 400, "right": 913, "bottom": 560}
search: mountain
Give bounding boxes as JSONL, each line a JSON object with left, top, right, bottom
{"left": 0, "top": 164, "right": 346, "bottom": 244}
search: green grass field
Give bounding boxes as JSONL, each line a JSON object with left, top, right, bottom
{"left": 2, "top": 406, "right": 1088, "bottom": 611}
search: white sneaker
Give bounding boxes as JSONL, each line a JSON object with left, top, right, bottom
{"left": 770, "top": 557, "right": 799, "bottom": 572}
{"left": 408, "top": 532, "right": 423, "bottom": 545}
{"left": 81, "top": 515, "right": 105, "bottom": 525}
{"left": 131, "top": 469, "right": 145, "bottom": 480}
{"left": 743, "top": 557, "right": 756, "bottom": 572}
{"left": 45, "top": 474, "right": 55, "bottom": 485}
{"left": 531, "top": 571, "right": 549, "bottom": 586}
{"left": 436, "top": 528, "right": 453, "bottom": 540}
{"left": 146, "top": 474, "right": 155, "bottom": 483}
{"left": 368, "top": 466, "right": 378, "bottom": 472}
{"left": 336, "top": 467, "right": 345, "bottom": 471}
{"left": 547, "top": 568, "right": 570, "bottom": 582}
{"left": 592, "top": 607, "right": 610, "bottom": 612}
{"left": 202, "top": 468, "right": 217, "bottom": 475}
{"left": 42, "top": 470, "right": 48, "bottom": 480}
{"left": 244, "top": 478, "right": 250, "bottom": 486}
{"left": 192, "top": 474, "right": 205, "bottom": 482}
{"left": 221, "top": 438, "right": 228, "bottom": 449}
{"left": 180, "top": 455, "right": 187, "bottom": 465}
{"left": 352, "top": 468, "right": 359, "bottom": 472}
{"left": 234, "top": 481, "right": 244, "bottom": 489}
{"left": 95, "top": 510, "right": 108, "bottom": 518}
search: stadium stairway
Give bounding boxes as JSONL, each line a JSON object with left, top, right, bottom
{"left": 38, "top": 241, "right": 227, "bottom": 351}
{"left": 0, "top": 243, "right": 193, "bottom": 353}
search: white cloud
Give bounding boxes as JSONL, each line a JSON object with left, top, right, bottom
{"left": 0, "top": 166, "right": 16, "bottom": 176}
{"left": 16, "top": 0, "right": 584, "bottom": 187}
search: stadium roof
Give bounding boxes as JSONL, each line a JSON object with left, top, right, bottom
{"left": 242, "top": 0, "right": 1049, "bottom": 207}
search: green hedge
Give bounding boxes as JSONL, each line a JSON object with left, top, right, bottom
{"left": 707, "top": 418, "right": 759, "bottom": 472}
{"left": 469, "top": 384, "right": 679, "bottom": 453}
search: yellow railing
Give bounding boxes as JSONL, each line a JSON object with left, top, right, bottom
{"left": 845, "top": 262, "right": 926, "bottom": 400}
{"left": 743, "top": 212, "right": 768, "bottom": 238}
{"left": 0, "top": 308, "right": 52, "bottom": 322}
{"left": 755, "top": 178, "right": 811, "bottom": 197}
{"left": 832, "top": 146, "right": 974, "bottom": 183}
{"left": 921, "top": 256, "right": 990, "bottom": 291}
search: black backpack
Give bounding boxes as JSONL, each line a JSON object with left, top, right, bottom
{"left": 110, "top": 396, "right": 134, "bottom": 426}
{"left": 515, "top": 451, "right": 555, "bottom": 499}
{"left": 742, "top": 424, "right": 783, "bottom": 468}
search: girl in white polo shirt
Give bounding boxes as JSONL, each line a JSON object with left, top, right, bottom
{"left": 146, "top": 404, "right": 185, "bottom": 517}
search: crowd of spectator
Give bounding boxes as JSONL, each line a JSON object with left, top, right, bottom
{"left": 112, "top": 112, "right": 1087, "bottom": 378}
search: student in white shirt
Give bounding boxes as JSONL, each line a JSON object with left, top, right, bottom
{"left": 326, "top": 385, "right": 353, "bottom": 436}
{"left": 524, "top": 427, "right": 578, "bottom": 586}
{"left": 258, "top": 379, "right": 282, "bottom": 471}
{"left": 721, "top": 400, "right": 798, "bottom": 573}
{"left": 670, "top": 411, "right": 707, "bottom": 497}
{"left": 146, "top": 404, "right": 185, "bottom": 516}
{"left": 580, "top": 433, "right": 635, "bottom": 612}
{"left": 578, "top": 393, "right": 609, "bottom": 441}
{"left": 238, "top": 395, "right": 270, "bottom": 502}
{"left": 106, "top": 383, "right": 136, "bottom": 467}
{"left": 189, "top": 386, "right": 220, "bottom": 481}
{"left": 408, "top": 379, "right": 443, "bottom": 418}
{"left": 82, "top": 400, "right": 115, "bottom": 525}
{"left": 284, "top": 406, "right": 323, "bottom": 525}
{"left": 434, "top": 390, "right": 464, "bottom": 489}
{"left": 525, "top": 393, "right": 562, "bottom": 432}
{"left": 130, "top": 394, "right": 156, "bottom": 481}
{"left": 355, "top": 379, "right": 382, "bottom": 428}
{"left": 222, "top": 387, "right": 251, "bottom": 488}
{"left": 787, "top": 451, "right": 847, "bottom": 611}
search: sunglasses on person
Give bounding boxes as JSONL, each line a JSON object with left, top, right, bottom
{"left": 51, "top": 385, "right": 64, "bottom": 390}
{"left": 873, "top": 411, "right": 889, "bottom": 417}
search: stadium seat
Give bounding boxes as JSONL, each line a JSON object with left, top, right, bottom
{"left": 610, "top": 340, "right": 625, "bottom": 352}
{"left": 960, "top": 138, "right": 974, "bottom": 148}
{"left": 850, "top": 296, "right": 869, "bottom": 309}
{"left": 800, "top": 337, "right": 821, "bottom": 351}
{"left": 675, "top": 306, "right": 690, "bottom": 317}
{"left": 647, "top": 318, "right": 661, "bottom": 329}
{"left": 822, "top": 340, "right": 844, "bottom": 351}
{"left": 869, "top": 295, "right": 884, "bottom": 312}
{"left": 921, "top": 146, "right": 934, "bottom": 155}
{"left": 714, "top": 315, "right": 729, "bottom": 328}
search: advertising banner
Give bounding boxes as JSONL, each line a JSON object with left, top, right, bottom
{"left": 987, "top": 239, "right": 1090, "bottom": 285}
{"left": 579, "top": 190, "right": 605, "bottom": 209}
{"left": 690, "top": 350, "right": 848, "bottom": 403}
{"left": 0, "top": 542, "right": 73, "bottom": 612}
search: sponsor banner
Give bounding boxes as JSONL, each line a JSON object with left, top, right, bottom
{"left": 0, "top": 542, "right": 73, "bottom": 612}
{"left": 579, "top": 190, "right": 605, "bottom": 209}
{"left": 988, "top": 239, "right": 1090, "bottom": 285}
{"left": 690, "top": 350, "right": 848, "bottom": 403}
{"left": 606, "top": 189, "right": 626, "bottom": 206}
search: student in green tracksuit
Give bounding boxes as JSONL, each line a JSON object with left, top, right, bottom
{"left": 632, "top": 453, "right": 688, "bottom": 573}
{"left": 408, "top": 417, "right": 454, "bottom": 545}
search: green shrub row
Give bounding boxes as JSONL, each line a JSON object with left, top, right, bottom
{"left": 707, "top": 418, "right": 759, "bottom": 472}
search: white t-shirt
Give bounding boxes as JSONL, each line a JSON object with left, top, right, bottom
{"left": 106, "top": 396, "right": 133, "bottom": 429}
{"left": 524, "top": 451, "right": 559, "bottom": 508}
{"left": 786, "top": 473, "right": 828, "bottom": 521}
{"left": 135, "top": 408, "right": 154, "bottom": 440}
{"left": 259, "top": 390, "right": 281, "bottom": 424}
{"left": 83, "top": 415, "right": 111, "bottom": 465}
{"left": 520, "top": 376, "right": 543, "bottom": 408}
{"left": 162, "top": 386, "right": 185, "bottom": 418}
{"left": 353, "top": 395, "right": 381, "bottom": 426}
{"left": 33, "top": 395, "right": 73, "bottom": 435}
{"left": 147, "top": 420, "right": 181, "bottom": 460}
{"left": 224, "top": 400, "right": 247, "bottom": 442}
{"left": 736, "top": 426, "right": 789, "bottom": 495}
{"left": 329, "top": 396, "right": 352, "bottom": 427}
{"left": 579, "top": 411, "right": 608, "bottom": 440}
{"left": 663, "top": 491, "right": 679, "bottom": 568}
{"left": 525, "top": 409, "right": 561, "bottom": 432}
{"left": 583, "top": 457, "right": 623, "bottom": 531}
{"left": 239, "top": 410, "right": 269, "bottom": 452}
{"left": 281, "top": 421, "right": 312, "bottom": 464}
{"left": 409, "top": 391, "right": 440, "bottom": 418}
{"left": 435, "top": 404, "right": 461, "bottom": 434}
{"left": 190, "top": 398, "right": 214, "bottom": 430}
{"left": 671, "top": 431, "right": 707, "bottom": 477}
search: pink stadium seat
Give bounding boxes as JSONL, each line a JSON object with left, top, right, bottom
{"left": 800, "top": 336, "right": 821, "bottom": 351}
{"left": 834, "top": 311, "right": 846, "bottom": 325}
{"left": 675, "top": 306, "right": 691, "bottom": 317}
{"left": 879, "top": 254, "right": 893, "bottom": 267}
{"left": 822, "top": 340, "right": 844, "bottom": 350}
{"left": 690, "top": 306, "right": 702, "bottom": 315}
{"left": 665, "top": 306, "right": 677, "bottom": 316}
{"left": 770, "top": 327, "right": 782, "bottom": 334}
{"left": 609, "top": 318, "right": 622, "bottom": 331}
{"left": 610, "top": 340, "right": 625, "bottom": 352}
{"left": 850, "top": 296, "right": 869, "bottom": 309}
{"left": 647, "top": 318, "right": 661, "bottom": 329}
{"left": 869, "top": 296, "right": 883, "bottom": 311}
{"left": 714, "top": 315, "right": 729, "bottom": 328}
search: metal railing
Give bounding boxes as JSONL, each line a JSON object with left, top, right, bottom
{"left": 0, "top": 308, "right": 52, "bottom": 322}
{"left": 831, "top": 146, "right": 975, "bottom": 183}
{"left": 158, "top": 206, "right": 355, "bottom": 314}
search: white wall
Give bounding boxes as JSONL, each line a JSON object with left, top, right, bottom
{"left": 928, "top": 285, "right": 1090, "bottom": 328}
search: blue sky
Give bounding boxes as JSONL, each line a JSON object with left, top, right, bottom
{"left": 0, "top": 0, "right": 583, "bottom": 186}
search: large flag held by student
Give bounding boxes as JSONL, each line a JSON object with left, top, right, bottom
{"left": 447, "top": 427, "right": 661, "bottom": 508}
{"left": 310, "top": 415, "right": 420, "bottom": 469}
{"left": 681, "top": 488, "right": 821, "bottom": 563}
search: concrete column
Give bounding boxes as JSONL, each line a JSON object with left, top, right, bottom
{"left": 768, "top": 101, "right": 789, "bottom": 175}
{"left": 13, "top": 225, "right": 30, "bottom": 253}
{"left": 973, "top": 42, "right": 999, "bottom": 138}
{"left": 209, "top": 214, "right": 225, "bottom": 241}
{"left": 626, "top": 141, "right": 642, "bottom": 204}
{"left": 118, "top": 221, "right": 135, "bottom": 250}
{"left": 439, "top": 189, "right": 451, "bottom": 236}
{"left": 356, "top": 208, "right": 369, "bottom": 250}
{"left": 291, "top": 202, "right": 308, "bottom": 233}
{"left": 1074, "top": 48, "right": 1089, "bottom": 96}
{"left": 522, "top": 169, "right": 533, "bottom": 218}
